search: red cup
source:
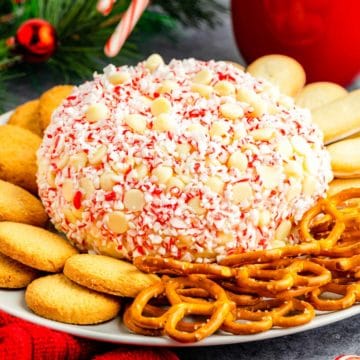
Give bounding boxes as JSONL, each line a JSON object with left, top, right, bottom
{"left": 231, "top": 0, "right": 360, "bottom": 85}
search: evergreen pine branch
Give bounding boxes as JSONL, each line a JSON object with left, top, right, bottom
{"left": 152, "top": 0, "right": 227, "bottom": 27}
{"left": 0, "top": 0, "right": 226, "bottom": 110}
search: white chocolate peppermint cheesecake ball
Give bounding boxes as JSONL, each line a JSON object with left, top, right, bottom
{"left": 37, "top": 55, "right": 332, "bottom": 263}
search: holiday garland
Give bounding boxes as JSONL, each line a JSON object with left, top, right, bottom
{"left": 0, "top": 0, "right": 225, "bottom": 111}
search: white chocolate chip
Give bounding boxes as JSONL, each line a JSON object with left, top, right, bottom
{"left": 153, "top": 113, "right": 174, "bottom": 131}
{"left": 236, "top": 87, "right": 267, "bottom": 117}
{"left": 69, "top": 152, "right": 88, "bottom": 170}
{"left": 63, "top": 206, "right": 77, "bottom": 224}
{"left": 192, "top": 69, "right": 213, "bottom": 85}
{"left": 108, "top": 71, "right": 130, "bottom": 85}
{"left": 291, "top": 135, "right": 310, "bottom": 155}
{"left": 258, "top": 165, "right": 282, "bottom": 189}
{"left": 187, "top": 123, "right": 208, "bottom": 135}
{"left": 191, "top": 83, "right": 213, "bottom": 98}
{"left": 303, "top": 175, "right": 317, "bottom": 196}
{"left": 176, "top": 143, "right": 191, "bottom": 157}
{"left": 232, "top": 124, "right": 247, "bottom": 141}
{"left": 86, "top": 103, "right": 109, "bottom": 123}
{"left": 227, "top": 151, "right": 248, "bottom": 171}
{"left": 284, "top": 160, "right": 303, "bottom": 178}
{"left": 167, "top": 177, "right": 185, "bottom": 191}
{"left": 188, "top": 196, "right": 206, "bottom": 215}
{"left": 206, "top": 157, "right": 221, "bottom": 167}
{"left": 275, "top": 220, "right": 292, "bottom": 241}
{"left": 107, "top": 211, "right": 128, "bottom": 234}
{"left": 100, "top": 172, "right": 117, "bottom": 191}
{"left": 88, "top": 145, "right": 107, "bottom": 165}
{"left": 205, "top": 176, "right": 224, "bottom": 194}
{"left": 140, "top": 96, "right": 153, "bottom": 107}
{"left": 219, "top": 103, "right": 244, "bottom": 120}
{"left": 152, "top": 166, "right": 173, "bottom": 185}
{"left": 145, "top": 53, "right": 164, "bottom": 72}
{"left": 151, "top": 97, "right": 172, "bottom": 116}
{"left": 214, "top": 80, "right": 235, "bottom": 96}
{"left": 56, "top": 153, "right": 70, "bottom": 170}
{"left": 134, "top": 163, "right": 149, "bottom": 180}
{"left": 157, "top": 80, "right": 178, "bottom": 94}
{"left": 179, "top": 174, "right": 192, "bottom": 184}
{"left": 79, "top": 178, "right": 95, "bottom": 197}
{"left": 258, "top": 210, "right": 271, "bottom": 227}
{"left": 46, "top": 171, "right": 56, "bottom": 187}
{"left": 124, "top": 114, "right": 147, "bottom": 134}
{"left": 62, "top": 180, "right": 73, "bottom": 202}
{"left": 209, "top": 121, "right": 230, "bottom": 139}
{"left": 124, "top": 189, "right": 145, "bottom": 212}
{"left": 286, "top": 183, "right": 302, "bottom": 201}
{"left": 276, "top": 139, "right": 293, "bottom": 159}
{"left": 303, "top": 154, "right": 318, "bottom": 175}
{"left": 250, "top": 128, "right": 276, "bottom": 141}
{"left": 231, "top": 182, "right": 253, "bottom": 204}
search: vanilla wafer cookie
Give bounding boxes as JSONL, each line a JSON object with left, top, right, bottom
{"left": 25, "top": 274, "right": 120, "bottom": 324}
{"left": 0, "top": 180, "right": 48, "bottom": 226}
{"left": 39, "top": 85, "right": 74, "bottom": 133}
{"left": 328, "top": 178, "right": 360, "bottom": 196}
{"left": 295, "top": 82, "right": 347, "bottom": 110}
{"left": 0, "top": 125, "right": 41, "bottom": 194}
{"left": 0, "top": 252, "right": 38, "bottom": 288}
{"left": 8, "top": 99, "right": 42, "bottom": 137}
{"left": 0, "top": 222, "right": 77, "bottom": 272}
{"left": 246, "top": 54, "right": 306, "bottom": 97}
{"left": 64, "top": 254, "right": 160, "bottom": 297}
{"left": 312, "top": 89, "right": 360, "bottom": 144}
{"left": 327, "top": 137, "right": 360, "bottom": 178}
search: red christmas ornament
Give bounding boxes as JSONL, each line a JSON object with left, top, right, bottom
{"left": 15, "top": 19, "right": 57, "bottom": 63}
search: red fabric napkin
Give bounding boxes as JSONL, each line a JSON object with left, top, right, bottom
{"left": 0, "top": 310, "right": 179, "bottom": 360}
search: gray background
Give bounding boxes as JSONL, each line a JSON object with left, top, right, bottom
{"left": 8, "top": 2, "right": 360, "bottom": 359}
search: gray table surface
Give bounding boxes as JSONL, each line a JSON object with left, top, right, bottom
{"left": 7, "top": 3, "right": 360, "bottom": 359}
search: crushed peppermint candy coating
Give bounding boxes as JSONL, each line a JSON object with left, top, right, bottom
{"left": 37, "top": 55, "right": 333, "bottom": 263}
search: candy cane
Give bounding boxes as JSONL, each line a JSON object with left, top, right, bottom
{"left": 104, "top": 0, "right": 149, "bottom": 57}
{"left": 97, "top": 0, "right": 116, "bottom": 16}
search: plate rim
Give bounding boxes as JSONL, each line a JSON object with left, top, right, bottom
{"left": 1, "top": 288, "right": 360, "bottom": 347}
{"left": 1, "top": 111, "right": 360, "bottom": 347}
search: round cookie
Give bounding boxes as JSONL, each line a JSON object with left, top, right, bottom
{"left": 328, "top": 178, "right": 360, "bottom": 196}
{"left": 0, "top": 124, "right": 41, "bottom": 194}
{"left": 39, "top": 85, "right": 74, "bottom": 133}
{"left": 295, "top": 82, "right": 347, "bottom": 110}
{"left": 25, "top": 274, "right": 120, "bottom": 324}
{"left": 327, "top": 137, "right": 360, "bottom": 178}
{"left": 312, "top": 89, "right": 360, "bottom": 144}
{"left": 0, "top": 252, "right": 38, "bottom": 288}
{"left": 0, "top": 180, "right": 48, "bottom": 227}
{"left": 246, "top": 54, "right": 306, "bottom": 97}
{"left": 64, "top": 254, "right": 160, "bottom": 297}
{"left": 8, "top": 99, "right": 42, "bottom": 137}
{"left": 0, "top": 221, "right": 78, "bottom": 272}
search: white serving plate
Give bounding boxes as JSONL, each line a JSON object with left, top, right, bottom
{"left": 1, "top": 111, "right": 360, "bottom": 347}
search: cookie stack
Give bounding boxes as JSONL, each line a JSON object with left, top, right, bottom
{"left": 247, "top": 54, "right": 360, "bottom": 196}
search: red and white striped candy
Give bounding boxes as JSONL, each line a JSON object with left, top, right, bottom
{"left": 97, "top": 0, "right": 116, "bottom": 16}
{"left": 104, "top": 0, "right": 149, "bottom": 57}
{"left": 335, "top": 356, "right": 360, "bottom": 360}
